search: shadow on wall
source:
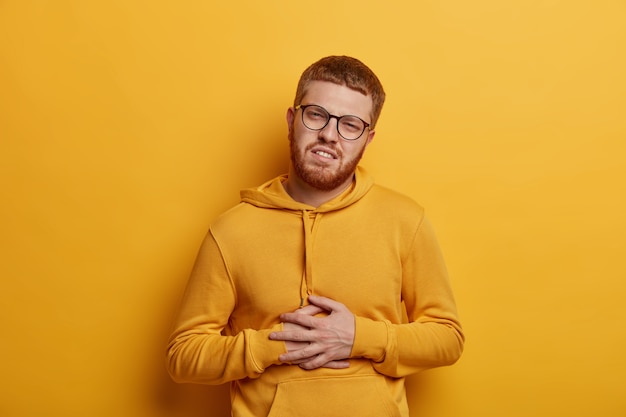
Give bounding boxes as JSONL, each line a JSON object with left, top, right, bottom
{"left": 145, "top": 127, "right": 290, "bottom": 417}
{"left": 156, "top": 376, "right": 230, "bottom": 417}
{"left": 405, "top": 369, "right": 454, "bottom": 417}
{"left": 148, "top": 284, "right": 232, "bottom": 417}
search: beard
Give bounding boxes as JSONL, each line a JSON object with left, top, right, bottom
{"left": 289, "top": 130, "right": 366, "bottom": 191}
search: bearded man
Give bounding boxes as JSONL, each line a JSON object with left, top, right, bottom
{"left": 167, "top": 55, "right": 464, "bottom": 417}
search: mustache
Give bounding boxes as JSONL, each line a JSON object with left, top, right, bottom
{"left": 304, "top": 141, "right": 342, "bottom": 157}
{"left": 288, "top": 129, "right": 344, "bottom": 158}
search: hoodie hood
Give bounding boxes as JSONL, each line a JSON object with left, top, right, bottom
{"left": 240, "top": 166, "right": 374, "bottom": 212}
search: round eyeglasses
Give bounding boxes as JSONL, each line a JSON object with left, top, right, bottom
{"left": 295, "top": 104, "right": 370, "bottom": 141}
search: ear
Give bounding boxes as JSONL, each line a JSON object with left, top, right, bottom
{"left": 286, "top": 107, "right": 295, "bottom": 132}
{"left": 364, "top": 129, "right": 376, "bottom": 147}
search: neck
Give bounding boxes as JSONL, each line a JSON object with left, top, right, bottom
{"left": 282, "top": 173, "right": 354, "bottom": 208}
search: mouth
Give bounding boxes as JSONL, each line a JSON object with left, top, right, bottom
{"left": 310, "top": 147, "right": 338, "bottom": 160}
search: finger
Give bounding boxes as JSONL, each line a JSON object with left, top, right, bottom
{"left": 279, "top": 312, "right": 318, "bottom": 328}
{"left": 282, "top": 321, "right": 310, "bottom": 332}
{"left": 286, "top": 357, "right": 311, "bottom": 365}
{"left": 269, "top": 330, "right": 313, "bottom": 342}
{"left": 292, "top": 358, "right": 350, "bottom": 369}
{"left": 284, "top": 340, "right": 309, "bottom": 352}
{"left": 295, "top": 304, "right": 326, "bottom": 316}
{"left": 307, "top": 295, "right": 345, "bottom": 313}
{"left": 297, "top": 355, "right": 349, "bottom": 370}
{"left": 279, "top": 344, "right": 323, "bottom": 363}
{"left": 321, "top": 360, "right": 350, "bottom": 369}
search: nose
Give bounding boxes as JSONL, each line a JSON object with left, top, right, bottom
{"left": 319, "top": 116, "right": 340, "bottom": 143}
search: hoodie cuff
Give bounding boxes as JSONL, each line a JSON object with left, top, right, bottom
{"left": 248, "top": 323, "right": 286, "bottom": 372}
{"left": 351, "top": 316, "right": 389, "bottom": 362}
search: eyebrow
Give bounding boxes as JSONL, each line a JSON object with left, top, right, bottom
{"left": 300, "top": 103, "right": 370, "bottom": 123}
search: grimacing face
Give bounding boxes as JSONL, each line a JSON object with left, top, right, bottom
{"left": 287, "top": 81, "right": 375, "bottom": 192}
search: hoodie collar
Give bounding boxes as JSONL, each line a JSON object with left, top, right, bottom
{"left": 240, "top": 166, "right": 374, "bottom": 212}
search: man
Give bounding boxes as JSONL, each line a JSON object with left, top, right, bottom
{"left": 167, "top": 55, "right": 464, "bottom": 417}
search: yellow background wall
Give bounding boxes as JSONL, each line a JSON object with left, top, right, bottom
{"left": 1, "top": 1, "right": 624, "bottom": 416}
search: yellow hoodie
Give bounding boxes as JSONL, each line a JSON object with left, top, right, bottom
{"left": 167, "top": 167, "right": 464, "bottom": 417}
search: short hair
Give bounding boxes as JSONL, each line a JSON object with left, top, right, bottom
{"left": 293, "top": 56, "right": 386, "bottom": 128}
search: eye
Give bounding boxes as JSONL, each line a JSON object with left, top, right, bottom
{"left": 307, "top": 107, "right": 328, "bottom": 119}
{"left": 340, "top": 117, "right": 364, "bottom": 132}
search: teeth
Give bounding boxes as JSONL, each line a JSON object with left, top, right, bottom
{"left": 315, "top": 151, "right": 333, "bottom": 159}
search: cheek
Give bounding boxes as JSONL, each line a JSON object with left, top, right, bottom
{"left": 344, "top": 142, "right": 367, "bottom": 161}
{"left": 292, "top": 125, "right": 316, "bottom": 145}
{"left": 293, "top": 122, "right": 309, "bottom": 136}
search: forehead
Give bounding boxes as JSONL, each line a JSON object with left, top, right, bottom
{"left": 301, "top": 81, "right": 373, "bottom": 119}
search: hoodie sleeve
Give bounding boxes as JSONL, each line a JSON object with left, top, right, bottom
{"left": 166, "top": 230, "right": 285, "bottom": 385}
{"left": 350, "top": 215, "right": 464, "bottom": 377}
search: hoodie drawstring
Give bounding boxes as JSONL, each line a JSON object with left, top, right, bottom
{"left": 299, "top": 210, "right": 320, "bottom": 307}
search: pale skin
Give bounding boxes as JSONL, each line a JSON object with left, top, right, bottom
{"left": 270, "top": 81, "right": 376, "bottom": 370}
{"left": 283, "top": 81, "right": 376, "bottom": 207}
{"left": 269, "top": 295, "right": 355, "bottom": 370}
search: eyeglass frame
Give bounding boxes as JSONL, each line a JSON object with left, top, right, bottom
{"left": 295, "top": 104, "right": 371, "bottom": 141}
